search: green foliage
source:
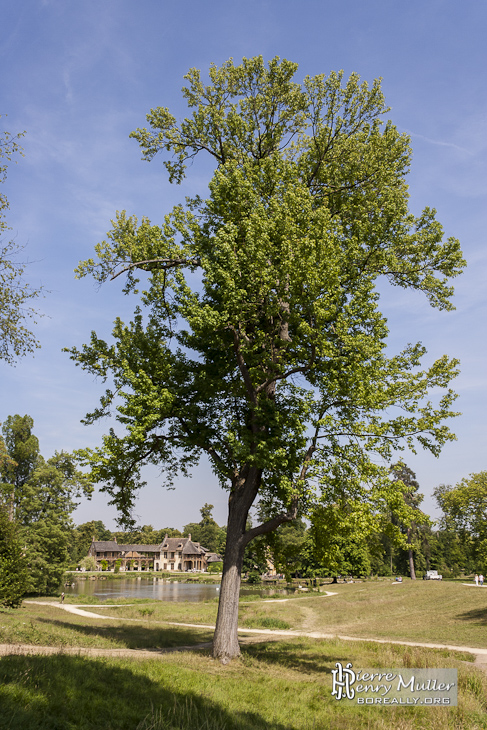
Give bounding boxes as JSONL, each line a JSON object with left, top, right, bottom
{"left": 0, "top": 415, "right": 93, "bottom": 527}
{"left": 0, "top": 415, "right": 93, "bottom": 594}
{"left": 79, "top": 555, "right": 97, "bottom": 572}
{"left": 0, "top": 505, "right": 27, "bottom": 607}
{"left": 207, "top": 561, "right": 222, "bottom": 573}
{"left": 0, "top": 120, "right": 43, "bottom": 363}
{"left": 246, "top": 570, "right": 262, "bottom": 584}
{"left": 263, "top": 519, "right": 307, "bottom": 578}
{"left": 435, "top": 472, "right": 487, "bottom": 572}
{"left": 72, "top": 520, "right": 112, "bottom": 562}
{"left": 22, "top": 519, "right": 70, "bottom": 594}
{"left": 70, "top": 57, "right": 463, "bottom": 527}
{"left": 183, "top": 504, "right": 225, "bottom": 553}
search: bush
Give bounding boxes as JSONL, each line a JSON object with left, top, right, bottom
{"left": 247, "top": 570, "right": 262, "bottom": 584}
{"left": 207, "top": 562, "right": 222, "bottom": 573}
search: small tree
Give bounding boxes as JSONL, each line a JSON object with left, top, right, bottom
{"left": 69, "top": 57, "right": 464, "bottom": 660}
{"left": 80, "top": 555, "right": 97, "bottom": 572}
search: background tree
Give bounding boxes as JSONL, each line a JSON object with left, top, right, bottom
{"left": 0, "top": 119, "right": 43, "bottom": 363}
{"left": 183, "top": 504, "right": 226, "bottom": 553}
{"left": 69, "top": 57, "right": 464, "bottom": 660}
{"left": 0, "top": 415, "right": 92, "bottom": 594}
{"left": 434, "top": 472, "right": 487, "bottom": 573}
{"left": 389, "top": 462, "right": 430, "bottom": 579}
{"left": 72, "top": 520, "right": 112, "bottom": 563}
{"left": 264, "top": 519, "right": 307, "bottom": 579}
{"left": 23, "top": 520, "right": 70, "bottom": 594}
{"left": 0, "top": 504, "right": 27, "bottom": 607}
{"left": 0, "top": 415, "right": 92, "bottom": 526}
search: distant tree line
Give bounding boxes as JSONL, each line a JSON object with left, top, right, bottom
{"left": 0, "top": 413, "right": 485, "bottom": 607}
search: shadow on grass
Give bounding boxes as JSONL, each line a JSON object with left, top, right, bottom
{"left": 243, "top": 638, "right": 348, "bottom": 675}
{"left": 456, "top": 607, "right": 487, "bottom": 624}
{"left": 0, "top": 654, "right": 298, "bottom": 730}
{"left": 35, "top": 617, "right": 213, "bottom": 649}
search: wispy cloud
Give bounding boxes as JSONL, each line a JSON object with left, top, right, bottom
{"left": 404, "top": 129, "right": 471, "bottom": 155}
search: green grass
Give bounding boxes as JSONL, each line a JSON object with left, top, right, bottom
{"left": 295, "top": 580, "right": 487, "bottom": 649}
{"left": 9, "top": 580, "right": 487, "bottom": 652}
{"left": 3, "top": 580, "right": 487, "bottom": 728}
{"left": 0, "top": 638, "right": 484, "bottom": 729}
{"left": 0, "top": 603, "right": 213, "bottom": 650}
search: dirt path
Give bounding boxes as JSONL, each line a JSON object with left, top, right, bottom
{"left": 9, "top": 599, "right": 487, "bottom": 669}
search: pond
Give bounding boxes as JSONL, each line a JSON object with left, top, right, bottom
{"left": 63, "top": 577, "right": 291, "bottom": 603}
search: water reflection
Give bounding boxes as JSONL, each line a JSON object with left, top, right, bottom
{"left": 64, "top": 577, "right": 290, "bottom": 603}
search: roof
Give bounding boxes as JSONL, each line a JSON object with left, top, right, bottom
{"left": 91, "top": 541, "right": 160, "bottom": 554}
{"left": 89, "top": 537, "right": 208, "bottom": 557}
{"left": 118, "top": 544, "right": 161, "bottom": 553}
{"left": 91, "top": 541, "right": 120, "bottom": 551}
{"left": 182, "top": 539, "right": 205, "bottom": 556}
{"left": 206, "top": 553, "right": 223, "bottom": 563}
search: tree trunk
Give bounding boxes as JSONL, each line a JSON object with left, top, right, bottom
{"left": 407, "top": 528, "right": 416, "bottom": 580}
{"left": 7, "top": 488, "right": 14, "bottom": 522}
{"left": 212, "top": 471, "right": 258, "bottom": 661}
{"left": 212, "top": 531, "right": 245, "bottom": 661}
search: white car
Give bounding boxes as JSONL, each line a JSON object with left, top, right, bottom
{"left": 423, "top": 570, "right": 442, "bottom": 580}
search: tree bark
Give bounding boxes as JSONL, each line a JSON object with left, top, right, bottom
{"left": 407, "top": 527, "right": 416, "bottom": 580}
{"left": 212, "top": 529, "right": 246, "bottom": 661}
{"left": 212, "top": 486, "right": 249, "bottom": 661}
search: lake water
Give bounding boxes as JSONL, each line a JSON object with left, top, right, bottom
{"left": 64, "top": 577, "right": 290, "bottom": 603}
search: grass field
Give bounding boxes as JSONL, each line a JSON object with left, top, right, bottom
{"left": 1, "top": 580, "right": 487, "bottom": 729}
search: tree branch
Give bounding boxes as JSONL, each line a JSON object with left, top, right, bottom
{"left": 110, "top": 257, "right": 201, "bottom": 281}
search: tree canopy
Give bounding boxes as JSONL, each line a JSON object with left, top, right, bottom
{"left": 0, "top": 119, "right": 43, "bottom": 364}
{"left": 69, "top": 57, "right": 464, "bottom": 659}
{"left": 0, "top": 414, "right": 93, "bottom": 594}
{"left": 435, "top": 472, "right": 487, "bottom": 571}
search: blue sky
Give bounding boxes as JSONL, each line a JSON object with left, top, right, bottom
{"left": 1, "top": 0, "right": 486, "bottom": 531}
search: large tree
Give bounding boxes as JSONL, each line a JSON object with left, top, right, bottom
{"left": 0, "top": 415, "right": 93, "bottom": 594}
{"left": 435, "top": 472, "right": 487, "bottom": 571}
{"left": 68, "top": 57, "right": 464, "bottom": 660}
{"left": 0, "top": 415, "right": 92, "bottom": 527}
{"left": 389, "top": 462, "right": 429, "bottom": 579}
{"left": 0, "top": 119, "right": 43, "bottom": 364}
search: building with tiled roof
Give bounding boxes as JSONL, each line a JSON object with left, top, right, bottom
{"left": 87, "top": 534, "right": 211, "bottom": 572}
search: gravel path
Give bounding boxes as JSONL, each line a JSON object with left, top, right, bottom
{"left": 12, "top": 598, "right": 487, "bottom": 670}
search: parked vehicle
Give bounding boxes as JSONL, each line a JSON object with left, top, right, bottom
{"left": 423, "top": 570, "right": 442, "bottom": 580}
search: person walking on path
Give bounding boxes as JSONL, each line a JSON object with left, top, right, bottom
{"left": 60, "top": 592, "right": 65, "bottom": 603}
{"left": 480, "top": 575, "right": 484, "bottom": 587}
{"left": 475, "top": 574, "right": 479, "bottom": 586}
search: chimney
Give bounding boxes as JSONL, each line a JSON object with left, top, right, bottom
{"left": 188, "top": 534, "right": 191, "bottom": 542}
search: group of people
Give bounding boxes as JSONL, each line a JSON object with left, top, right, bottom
{"left": 474, "top": 574, "right": 484, "bottom": 586}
